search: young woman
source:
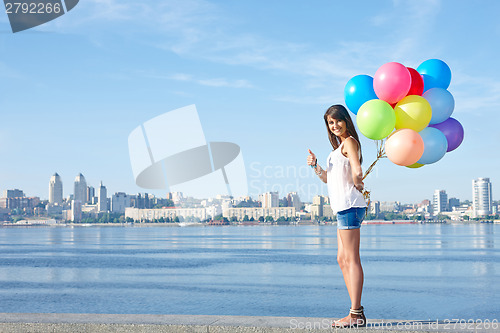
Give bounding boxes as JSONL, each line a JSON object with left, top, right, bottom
{"left": 307, "top": 104, "right": 367, "bottom": 328}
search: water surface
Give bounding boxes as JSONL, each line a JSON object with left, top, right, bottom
{"left": 0, "top": 224, "right": 497, "bottom": 320}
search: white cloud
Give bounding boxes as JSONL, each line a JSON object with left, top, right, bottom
{"left": 272, "top": 93, "right": 337, "bottom": 106}
{"left": 169, "top": 73, "right": 193, "bottom": 82}
{"left": 452, "top": 71, "right": 500, "bottom": 114}
{"left": 46, "top": 0, "right": 500, "bottom": 116}
{"left": 197, "top": 78, "right": 253, "bottom": 88}
{"left": 140, "top": 71, "right": 254, "bottom": 89}
{"left": 47, "top": 0, "right": 440, "bottom": 83}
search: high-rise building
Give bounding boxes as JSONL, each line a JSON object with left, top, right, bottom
{"left": 3, "top": 189, "right": 24, "bottom": 198}
{"left": 98, "top": 181, "right": 107, "bottom": 212}
{"left": 170, "top": 192, "right": 183, "bottom": 204}
{"left": 287, "top": 192, "right": 302, "bottom": 211}
{"left": 473, "top": 178, "right": 492, "bottom": 217}
{"left": 74, "top": 173, "right": 87, "bottom": 204}
{"left": 111, "top": 192, "right": 131, "bottom": 214}
{"left": 87, "top": 186, "right": 95, "bottom": 204}
{"left": 311, "top": 195, "right": 325, "bottom": 217}
{"left": 0, "top": 196, "right": 39, "bottom": 210}
{"left": 49, "top": 173, "right": 63, "bottom": 205}
{"left": 448, "top": 198, "right": 460, "bottom": 211}
{"left": 369, "top": 200, "right": 380, "bottom": 216}
{"left": 261, "top": 192, "right": 279, "bottom": 208}
{"left": 71, "top": 200, "right": 82, "bottom": 222}
{"left": 433, "top": 190, "right": 448, "bottom": 214}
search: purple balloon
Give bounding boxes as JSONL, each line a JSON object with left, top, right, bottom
{"left": 429, "top": 117, "right": 464, "bottom": 152}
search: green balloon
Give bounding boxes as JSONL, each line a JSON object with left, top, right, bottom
{"left": 356, "top": 99, "right": 396, "bottom": 140}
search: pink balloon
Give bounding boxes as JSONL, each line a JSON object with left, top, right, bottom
{"left": 374, "top": 62, "right": 411, "bottom": 104}
{"left": 385, "top": 129, "right": 424, "bottom": 166}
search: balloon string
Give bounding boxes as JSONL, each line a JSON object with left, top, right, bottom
{"left": 362, "top": 139, "right": 387, "bottom": 211}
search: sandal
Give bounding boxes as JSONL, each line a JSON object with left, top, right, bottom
{"left": 333, "top": 306, "right": 367, "bottom": 328}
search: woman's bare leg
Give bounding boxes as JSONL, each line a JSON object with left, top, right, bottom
{"left": 337, "top": 230, "right": 352, "bottom": 299}
{"left": 338, "top": 228, "right": 363, "bottom": 309}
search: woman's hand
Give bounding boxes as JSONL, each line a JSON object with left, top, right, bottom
{"left": 308, "top": 149, "right": 327, "bottom": 183}
{"left": 355, "top": 182, "right": 364, "bottom": 192}
{"left": 307, "top": 149, "right": 317, "bottom": 166}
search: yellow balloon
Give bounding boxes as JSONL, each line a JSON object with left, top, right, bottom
{"left": 406, "top": 162, "right": 424, "bottom": 169}
{"left": 394, "top": 95, "right": 432, "bottom": 132}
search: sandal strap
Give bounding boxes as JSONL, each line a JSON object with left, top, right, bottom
{"left": 349, "top": 306, "right": 364, "bottom": 315}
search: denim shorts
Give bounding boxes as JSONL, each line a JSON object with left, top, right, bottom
{"left": 336, "top": 207, "right": 366, "bottom": 230}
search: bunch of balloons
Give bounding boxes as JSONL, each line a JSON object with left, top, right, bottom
{"left": 344, "top": 59, "right": 464, "bottom": 168}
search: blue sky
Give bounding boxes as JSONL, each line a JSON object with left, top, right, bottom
{"left": 0, "top": 0, "right": 499, "bottom": 203}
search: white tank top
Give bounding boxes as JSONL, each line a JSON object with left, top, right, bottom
{"left": 326, "top": 137, "right": 367, "bottom": 213}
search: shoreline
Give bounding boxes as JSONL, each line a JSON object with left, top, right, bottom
{"left": 0, "top": 220, "right": 497, "bottom": 228}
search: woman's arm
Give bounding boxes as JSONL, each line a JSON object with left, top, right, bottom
{"left": 313, "top": 164, "right": 327, "bottom": 183}
{"left": 307, "top": 149, "right": 327, "bottom": 183}
{"left": 343, "top": 138, "right": 364, "bottom": 192}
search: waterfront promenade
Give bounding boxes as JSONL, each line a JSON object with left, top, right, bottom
{"left": 1, "top": 225, "right": 497, "bottom": 330}
{"left": 0, "top": 313, "right": 494, "bottom": 332}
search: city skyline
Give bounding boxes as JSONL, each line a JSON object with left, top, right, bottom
{"left": 1, "top": 173, "right": 496, "bottom": 224}
{"left": 1, "top": 171, "right": 496, "bottom": 206}
{"left": 1, "top": 1, "right": 500, "bottom": 202}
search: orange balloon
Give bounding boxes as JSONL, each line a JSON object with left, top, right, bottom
{"left": 385, "top": 129, "right": 424, "bottom": 166}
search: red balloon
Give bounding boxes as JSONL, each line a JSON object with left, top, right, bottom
{"left": 406, "top": 67, "right": 424, "bottom": 96}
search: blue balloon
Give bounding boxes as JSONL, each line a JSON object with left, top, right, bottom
{"left": 417, "top": 127, "right": 448, "bottom": 164}
{"left": 422, "top": 88, "right": 455, "bottom": 124}
{"left": 417, "top": 59, "right": 452, "bottom": 92}
{"left": 344, "top": 75, "right": 378, "bottom": 115}
{"left": 421, "top": 74, "right": 438, "bottom": 92}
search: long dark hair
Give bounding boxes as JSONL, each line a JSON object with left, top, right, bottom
{"left": 324, "top": 104, "right": 363, "bottom": 164}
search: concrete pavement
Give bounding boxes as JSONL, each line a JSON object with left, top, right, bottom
{"left": 0, "top": 313, "right": 496, "bottom": 332}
